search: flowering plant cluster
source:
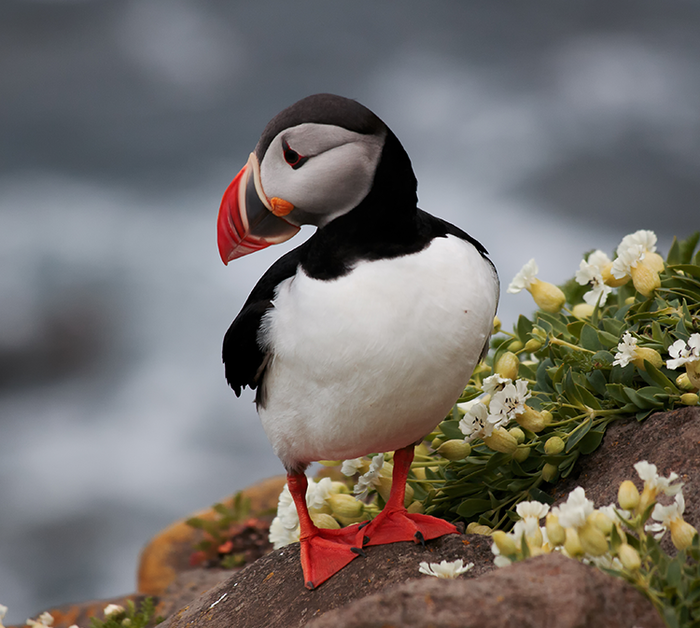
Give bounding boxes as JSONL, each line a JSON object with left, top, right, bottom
{"left": 489, "top": 463, "right": 698, "bottom": 627}
{"left": 422, "top": 230, "right": 700, "bottom": 530}
{"left": 0, "top": 600, "right": 159, "bottom": 628}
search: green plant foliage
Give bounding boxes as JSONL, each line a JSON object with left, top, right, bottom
{"left": 186, "top": 491, "right": 252, "bottom": 559}
{"left": 420, "top": 232, "right": 700, "bottom": 531}
{"left": 89, "top": 598, "right": 161, "bottom": 628}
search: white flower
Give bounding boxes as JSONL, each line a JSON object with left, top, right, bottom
{"left": 489, "top": 379, "right": 531, "bottom": 420}
{"left": 306, "top": 477, "right": 333, "bottom": 512}
{"left": 269, "top": 515, "right": 300, "bottom": 549}
{"left": 103, "top": 605, "right": 125, "bottom": 618}
{"left": 491, "top": 542, "right": 513, "bottom": 568}
{"left": 611, "top": 230, "right": 657, "bottom": 279}
{"left": 340, "top": 458, "right": 364, "bottom": 476}
{"left": 666, "top": 334, "right": 700, "bottom": 370}
{"left": 418, "top": 559, "right": 474, "bottom": 578}
{"left": 646, "top": 492, "right": 686, "bottom": 539}
{"left": 354, "top": 454, "right": 384, "bottom": 499}
{"left": 507, "top": 258, "right": 538, "bottom": 293}
{"left": 516, "top": 501, "right": 550, "bottom": 536}
{"left": 456, "top": 397, "right": 485, "bottom": 415}
{"left": 634, "top": 461, "right": 683, "bottom": 496}
{"left": 459, "top": 402, "right": 506, "bottom": 443}
{"left": 597, "top": 503, "right": 631, "bottom": 522}
{"left": 275, "top": 484, "right": 299, "bottom": 530}
{"left": 576, "top": 251, "right": 613, "bottom": 306}
{"left": 482, "top": 373, "right": 511, "bottom": 396}
{"left": 26, "top": 613, "right": 54, "bottom": 628}
{"left": 0, "top": 605, "right": 7, "bottom": 628}
{"left": 553, "top": 487, "right": 594, "bottom": 529}
{"left": 612, "top": 332, "right": 638, "bottom": 367}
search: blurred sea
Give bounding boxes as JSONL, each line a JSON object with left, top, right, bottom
{"left": 1, "top": 1, "right": 699, "bottom": 621}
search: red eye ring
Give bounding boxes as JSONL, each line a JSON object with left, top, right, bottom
{"left": 283, "top": 140, "right": 308, "bottom": 170}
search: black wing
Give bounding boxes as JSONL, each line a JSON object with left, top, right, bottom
{"left": 222, "top": 243, "right": 307, "bottom": 397}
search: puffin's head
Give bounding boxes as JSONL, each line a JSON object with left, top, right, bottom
{"left": 217, "top": 94, "right": 396, "bottom": 264}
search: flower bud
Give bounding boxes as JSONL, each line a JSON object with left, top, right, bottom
{"left": 483, "top": 427, "right": 519, "bottom": 454}
{"left": 687, "top": 362, "right": 700, "bottom": 389}
{"left": 508, "top": 340, "right": 524, "bottom": 352}
{"left": 407, "top": 500, "right": 424, "bottom": 514}
{"left": 515, "top": 405, "right": 546, "bottom": 432}
{"left": 681, "top": 393, "right": 699, "bottom": 406}
{"left": 327, "top": 493, "right": 364, "bottom": 519}
{"left": 308, "top": 502, "right": 332, "bottom": 515}
{"left": 572, "top": 303, "right": 595, "bottom": 319}
{"left": 412, "top": 467, "right": 427, "bottom": 480}
{"left": 310, "top": 513, "right": 340, "bottom": 530}
{"left": 637, "top": 486, "right": 656, "bottom": 516}
{"left": 493, "top": 315, "right": 502, "bottom": 334}
{"left": 630, "top": 260, "right": 661, "bottom": 297}
{"left": 563, "top": 527, "right": 583, "bottom": 557}
{"left": 589, "top": 511, "right": 613, "bottom": 535}
{"left": 578, "top": 522, "right": 609, "bottom": 556}
{"left": 437, "top": 439, "right": 472, "bottom": 460}
{"left": 601, "top": 262, "right": 630, "bottom": 288}
{"left": 632, "top": 347, "right": 663, "bottom": 371}
{"left": 618, "top": 480, "right": 640, "bottom": 511}
{"left": 617, "top": 542, "right": 641, "bottom": 571}
{"left": 431, "top": 436, "right": 444, "bottom": 449}
{"left": 545, "top": 513, "right": 566, "bottom": 546}
{"left": 542, "top": 463, "right": 559, "bottom": 483}
{"left": 532, "top": 326, "right": 548, "bottom": 343}
{"left": 492, "top": 530, "right": 517, "bottom": 556}
{"left": 541, "top": 410, "right": 553, "bottom": 426}
{"left": 495, "top": 351, "right": 520, "bottom": 380}
{"left": 676, "top": 372, "right": 695, "bottom": 391}
{"left": 644, "top": 251, "right": 665, "bottom": 273}
{"left": 466, "top": 522, "right": 492, "bottom": 535}
{"left": 670, "top": 519, "right": 698, "bottom": 550}
{"left": 529, "top": 279, "right": 566, "bottom": 313}
{"left": 544, "top": 436, "right": 565, "bottom": 455}
{"left": 512, "top": 445, "right": 530, "bottom": 462}
{"left": 524, "top": 338, "right": 542, "bottom": 352}
{"left": 509, "top": 427, "right": 525, "bottom": 443}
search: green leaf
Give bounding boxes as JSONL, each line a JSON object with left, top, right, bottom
{"left": 440, "top": 420, "right": 465, "bottom": 440}
{"left": 640, "top": 361, "right": 678, "bottom": 392}
{"left": 580, "top": 324, "right": 604, "bottom": 351}
{"left": 623, "top": 386, "right": 654, "bottom": 409}
{"left": 566, "top": 419, "right": 592, "bottom": 452}
{"left": 578, "top": 429, "right": 605, "bottom": 455}
{"left": 597, "top": 330, "right": 620, "bottom": 349}
{"left": 587, "top": 370, "right": 608, "bottom": 396}
{"left": 455, "top": 498, "right": 492, "bottom": 518}
{"left": 601, "top": 317, "right": 626, "bottom": 337}
{"left": 517, "top": 314, "right": 534, "bottom": 342}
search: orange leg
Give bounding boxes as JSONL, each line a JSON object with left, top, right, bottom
{"left": 287, "top": 472, "right": 364, "bottom": 589}
{"left": 356, "top": 444, "right": 458, "bottom": 547}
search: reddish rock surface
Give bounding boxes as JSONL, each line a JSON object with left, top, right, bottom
{"left": 306, "top": 553, "right": 665, "bottom": 628}
{"left": 158, "top": 534, "right": 495, "bottom": 628}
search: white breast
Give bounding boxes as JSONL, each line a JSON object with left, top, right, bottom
{"left": 258, "top": 235, "right": 498, "bottom": 469}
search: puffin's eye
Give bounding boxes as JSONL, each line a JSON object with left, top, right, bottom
{"left": 283, "top": 140, "right": 307, "bottom": 170}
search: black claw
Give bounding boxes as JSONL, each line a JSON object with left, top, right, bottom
{"left": 358, "top": 521, "right": 369, "bottom": 530}
{"left": 415, "top": 531, "right": 426, "bottom": 547}
{"left": 351, "top": 546, "right": 367, "bottom": 558}
{"left": 306, "top": 581, "right": 316, "bottom": 590}
{"left": 363, "top": 535, "right": 370, "bottom": 546}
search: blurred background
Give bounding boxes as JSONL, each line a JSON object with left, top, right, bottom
{"left": 1, "top": 0, "right": 699, "bottom": 620}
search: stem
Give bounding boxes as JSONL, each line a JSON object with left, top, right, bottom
{"left": 549, "top": 337, "right": 595, "bottom": 354}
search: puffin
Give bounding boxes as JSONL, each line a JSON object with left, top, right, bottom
{"left": 217, "top": 94, "right": 499, "bottom": 589}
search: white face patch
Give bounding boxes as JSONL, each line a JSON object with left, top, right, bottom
{"left": 259, "top": 123, "right": 385, "bottom": 227}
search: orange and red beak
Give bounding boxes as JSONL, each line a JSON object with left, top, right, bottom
{"left": 217, "top": 153, "right": 300, "bottom": 264}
